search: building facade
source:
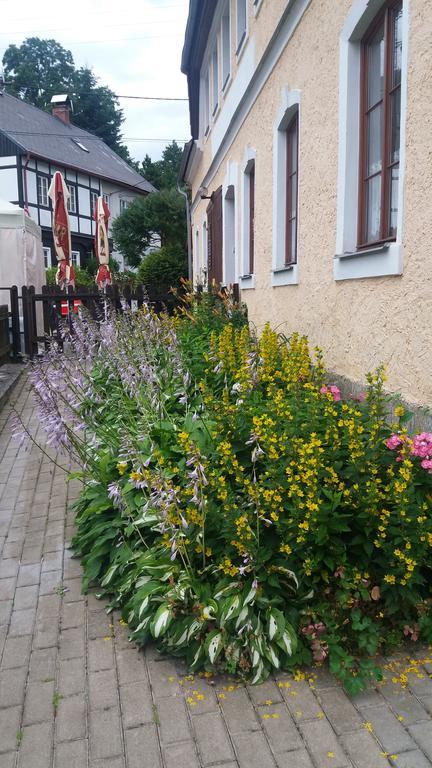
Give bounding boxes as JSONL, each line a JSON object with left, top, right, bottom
{"left": 0, "top": 93, "right": 155, "bottom": 271}
{"left": 181, "top": 0, "right": 432, "bottom": 410}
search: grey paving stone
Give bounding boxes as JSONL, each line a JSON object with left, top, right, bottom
{"left": 381, "top": 688, "right": 430, "bottom": 725}
{"left": 13, "top": 585, "right": 38, "bottom": 611}
{"left": 58, "top": 657, "right": 86, "bottom": 695}
{"left": 364, "top": 706, "right": 415, "bottom": 754}
{"left": 56, "top": 693, "right": 86, "bottom": 742}
{"left": 275, "top": 749, "right": 315, "bottom": 768}
{"left": 0, "top": 705, "right": 22, "bottom": 752}
{"left": 0, "top": 753, "right": 16, "bottom": 768}
{"left": 389, "top": 750, "right": 432, "bottom": 768}
{"left": 88, "top": 669, "right": 118, "bottom": 711}
{"left": 9, "top": 609, "right": 35, "bottom": 636}
{"left": 147, "top": 659, "right": 181, "bottom": 697}
{"left": 0, "top": 579, "right": 16, "bottom": 600}
{"left": 319, "top": 688, "right": 363, "bottom": 734}
{"left": 420, "top": 697, "right": 432, "bottom": 716}
{"left": 219, "top": 686, "right": 260, "bottom": 733}
{"left": 16, "top": 564, "right": 41, "bottom": 588}
{"left": 23, "top": 680, "right": 55, "bottom": 725}
{"left": 90, "top": 759, "right": 124, "bottom": 768}
{"left": 61, "top": 600, "right": 84, "bottom": 629}
{"left": 62, "top": 578, "right": 83, "bottom": 603}
{"left": 28, "top": 647, "right": 57, "bottom": 682}
{"left": 193, "top": 712, "right": 235, "bottom": 765}
{"left": 89, "top": 707, "right": 123, "bottom": 760}
{"left": 36, "top": 594, "right": 61, "bottom": 619}
{"left": 299, "top": 719, "right": 350, "bottom": 768}
{"left": 1, "top": 634, "right": 31, "bottom": 669}
{"left": 32, "top": 618, "right": 58, "bottom": 649}
{"left": 352, "top": 687, "right": 384, "bottom": 709}
{"left": 0, "top": 600, "right": 12, "bottom": 626}
{"left": 259, "top": 702, "right": 303, "bottom": 754}
{"left": 124, "top": 723, "right": 161, "bottom": 768}
{"left": 116, "top": 647, "right": 146, "bottom": 686}
{"left": 408, "top": 722, "right": 432, "bottom": 761}
{"left": 87, "top": 609, "right": 110, "bottom": 639}
{"left": 163, "top": 741, "right": 200, "bottom": 768}
{"left": 0, "top": 666, "right": 27, "bottom": 708}
{"left": 20, "top": 546, "right": 43, "bottom": 565}
{"left": 119, "top": 680, "right": 154, "bottom": 727}
{"left": 59, "top": 626, "right": 85, "bottom": 659}
{"left": 0, "top": 559, "right": 19, "bottom": 579}
{"left": 18, "top": 721, "right": 53, "bottom": 768}
{"left": 233, "top": 731, "right": 276, "bottom": 768}
{"left": 180, "top": 676, "right": 219, "bottom": 714}
{"left": 157, "top": 696, "right": 191, "bottom": 745}
{"left": 340, "top": 729, "right": 391, "bottom": 767}
{"left": 408, "top": 673, "right": 432, "bottom": 698}
{"left": 247, "top": 679, "right": 283, "bottom": 706}
{"left": 281, "top": 680, "right": 323, "bottom": 722}
{"left": 39, "top": 570, "right": 63, "bottom": 596}
{"left": 87, "top": 637, "right": 114, "bottom": 672}
{"left": 54, "top": 738, "right": 87, "bottom": 768}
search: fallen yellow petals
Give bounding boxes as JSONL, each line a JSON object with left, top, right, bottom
{"left": 265, "top": 700, "right": 273, "bottom": 706}
{"left": 103, "top": 636, "right": 112, "bottom": 641}
{"left": 397, "top": 715, "right": 404, "bottom": 721}
{"left": 196, "top": 694, "right": 204, "bottom": 701}
{"left": 271, "top": 713, "right": 280, "bottom": 719}
{"left": 363, "top": 722, "right": 374, "bottom": 733}
{"left": 262, "top": 714, "right": 270, "bottom": 720}
{"left": 327, "top": 752, "right": 335, "bottom": 759}
{"left": 218, "top": 693, "right": 226, "bottom": 700}
{"left": 316, "top": 712, "right": 325, "bottom": 719}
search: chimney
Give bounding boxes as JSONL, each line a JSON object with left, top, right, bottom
{"left": 50, "top": 95, "right": 73, "bottom": 124}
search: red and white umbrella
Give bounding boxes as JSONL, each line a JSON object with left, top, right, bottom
{"left": 94, "top": 196, "right": 112, "bottom": 288}
{"left": 48, "top": 171, "right": 75, "bottom": 290}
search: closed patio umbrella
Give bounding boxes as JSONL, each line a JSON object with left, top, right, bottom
{"left": 94, "top": 196, "right": 112, "bottom": 288}
{"left": 48, "top": 171, "right": 75, "bottom": 290}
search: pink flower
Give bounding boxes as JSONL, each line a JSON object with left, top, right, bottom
{"left": 320, "top": 385, "right": 341, "bottom": 402}
{"left": 421, "top": 459, "right": 432, "bottom": 473}
{"left": 350, "top": 391, "right": 366, "bottom": 403}
{"left": 411, "top": 433, "right": 432, "bottom": 459}
{"left": 385, "top": 434, "right": 404, "bottom": 450}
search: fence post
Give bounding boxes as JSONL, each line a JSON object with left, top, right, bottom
{"left": 29, "top": 286, "right": 38, "bottom": 358}
{"left": 10, "top": 285, "right": 21, "bottom": 360}
{"left": 41, "top": 285, "right": 51, "bottom": 350}
{"left": 136, "top": 284, "right": 144, "bottom": 309}
{"left": 22, "top": 286, "right": 31, "bottom": 357}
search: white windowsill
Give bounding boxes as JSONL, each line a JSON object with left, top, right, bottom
{"left": 239, "top": 274, "right": 255, "bottom": 290}
{"left": 253, "top": 0, "right": 264, "bottom": 16}
{"left": 236, "top": 32, "right": 248, "bottom": 63}
{"left": 334, "top": 242, "right": 403, "bottom": 280}
{"left": 271, "top": 263, "right": 299, "bottom": 287}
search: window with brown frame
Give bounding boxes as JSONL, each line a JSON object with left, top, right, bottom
{"left": 248, "top": 162, "right": 255, "bottom": 274}
{"left": 358, "top": 0, "right": 403, "bottom": 248}
{"left": 285, "top": 112, "right": 299, "bottom": 266}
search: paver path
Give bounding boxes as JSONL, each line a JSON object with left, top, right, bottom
{"left": 1, "top": 378, "right": 432, "bottom": 768}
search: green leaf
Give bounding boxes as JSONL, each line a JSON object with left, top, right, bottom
{"left": 267, "top": 608, "right": 285, "bottom": 642}
{"left": 150, "top": 604, "right": 173, "bottom": 638}
{"left": 204, "top": 630, "right": 224, "bottom": 664}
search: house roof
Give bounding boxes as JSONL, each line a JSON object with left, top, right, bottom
{"left": 0, "top": 92, "right": 156, "bottom": 194}
{"left": 181, "top": 0, "right": 217, "bottom": 139}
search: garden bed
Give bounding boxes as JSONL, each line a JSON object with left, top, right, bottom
{"left": 23, "top": 291, "right": 432, "bottom": 693}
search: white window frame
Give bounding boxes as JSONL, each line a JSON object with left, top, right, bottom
{"left": 222, "top": 160, "right": 238, "bottom": 286}
{"left": 253, "top": 0, "right": 264, "bottom": 16}
{"left": 334, "top": 0, "right": 408, "bottom": 281}
{"left": 43, "top": 246, "right": 51, "bottom": 270}
{"left": 203, "top": 69, "right": 210, "bottom": 136}
{"left": 202, "top": 220, "right": 208, "bottom": 285}
{"left": 103, "top": 193, "right": 109, "bottom": 206}
{"left": 212, "top": 43, "right": 219, "bottom": 115}
{"left": 221, "top": 2, "right": 231, "bottom": 90}
{"left": 240, "top": 145, "right": 256, "bottom": 290}
{"left": 37, "top": 176, "right": 49, "bottom": 207}
{"left": 119, "top": 198, "right": 132, "bottom": 213}
{"left": 67, "top": 184, "right": 77, "bottom": 214}
{"left": 71, "top": 250, "right": 80, "bottom": 268}
{"left": 272, "top": 88, "right": 301, "bottom": 287}
{"left": 90, "top": 190, "right": 98, "bottom": 215}
{"left": 236, "top": 0, "right": 248, "bottom": 54}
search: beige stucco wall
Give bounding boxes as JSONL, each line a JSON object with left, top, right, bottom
{"left": 189, "top": 0, "right": 432, "bottom": 408}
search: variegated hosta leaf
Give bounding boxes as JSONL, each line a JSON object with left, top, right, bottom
{"left": 189, "top": 643, "right": 205, "bottom": 671}
{"left": 100, "top": 564, "right": 118, "bottom": 587}
{"left": 250, "top": 658, "right": 264, "bottom": 685}
{"left": 267, "top": 607, "right": 285, "bottom": 641}
{"left": 204, "top": 630, "right": 224, "bottom": 664}
{"left": 187, "top": 619, "right": 204, "bottom": 641}
{"left": 219, "top": 594, "right": 242, "bottom": 627}
{"left": 235, "top": 606, "right": 249, "bottom": 630}
{"left": 276, "top": 625, "right": 298, "bottom": 657}
{"left": 150, "top": 604, "right": 173, "bottom": 638}
{"left": 264, "top": 642, "right": 280, "bottom": 668}
{"left": 214, "top": 582, "right": 239, "bottom": 600}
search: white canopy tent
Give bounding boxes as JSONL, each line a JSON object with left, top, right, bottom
{"left": 0, "top": 199, "right": 44, "bottom": 305}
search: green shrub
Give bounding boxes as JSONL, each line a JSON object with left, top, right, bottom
{"left": 137, "top": 244, "right": 188, "bottom": 287}
{"left": 25, "top": 302, "right": 432, "bottom": 693}
{"left": 45, "top": 265, "right": 94, "bottom": 289}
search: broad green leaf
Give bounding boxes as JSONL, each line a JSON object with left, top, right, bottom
{"left": 150, "top": 604, "right": 173, "bottom": 638}
{"left": 204, "top": 630, "right": 223, "bottom": 664}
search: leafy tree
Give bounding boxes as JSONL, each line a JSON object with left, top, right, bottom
{"left": 141, "top": 141, "right": 183, "bottom": 190}
{"left": 137, "top": 244, "right": 187, "bottom": 286}
{"left": 3, "top": 38, "right": 74, "bottom": 108}
{"left": 112, "top": 188, "right": 187, "bottom": 268}
{"left": 2, "top": 37, "right": 132, "bottom": 159}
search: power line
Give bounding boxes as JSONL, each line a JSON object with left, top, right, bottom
{"left": 1, "top": 17, "right": 185, "bottom": 36}
{"left": 5, "top": 130, "right": 189, "bottom": 142}
{"left": 0, "top": 33, "right": 184, "bottom": 46}
{"left": 5, "top": 86, "right": 188, "bottom": 101}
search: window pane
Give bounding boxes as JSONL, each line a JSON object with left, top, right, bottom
{"left": 388, "top": 166, "right": 399, "bottom": 237}
{"left": 365, "top": 174, "right": 381, "bottom": 242}
{"left": 236, "top": 0, "right": 247, "bottom": 48}
{"left": 290, "top": 173, "right": 297, "bottom": 218}
{"left": 392, "top": 5, "right": 403, "bottom": 87}
{"left": 367, "top": 22, "right": 385, "bottom": 108}
{"left": 367, "top": 105, "right": 383, "bottom": 175}
{"left": 390, "top": 89, "right": 401, "bottom": 164}
{"left": 212, "top": 47, "right": 218, "bottom": 113}
{"left": 222, "top": 10, "right": 230, "bottom": 86}
{"left": 290, "top": 125, "right": 298, "bottom": 172}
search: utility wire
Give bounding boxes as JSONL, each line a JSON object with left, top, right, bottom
{"left": 4, "top": 86, "right": 188, "bottom": 101}
{"left": 5, "top": 130, "right": 189, "bottom": 142}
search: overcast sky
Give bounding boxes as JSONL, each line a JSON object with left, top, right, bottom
{"left": 0, "top": 0, "right": 191, "bottom": 162}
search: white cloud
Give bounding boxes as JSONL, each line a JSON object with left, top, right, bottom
{"left": 0, "top": 0, "right": 191, "bottom": 161}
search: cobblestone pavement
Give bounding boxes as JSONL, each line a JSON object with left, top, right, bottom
{"left": 1, "top": 380, "right": 432, "bottom": 767}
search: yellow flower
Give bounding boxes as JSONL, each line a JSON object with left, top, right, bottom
{"left": 327, "top": 752, "right": 335, "bottom": 759}
{"left": 265, "top": 700, "right": 273, "bottom": 706}
{"left": 116, "top": 461, "right": 127, "bottom": 475}
{"left": 384, "top": 575, "right": 396, "bottom": 585}
{"left": 363, "top": 722, "right": 374, "bottom": 733}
